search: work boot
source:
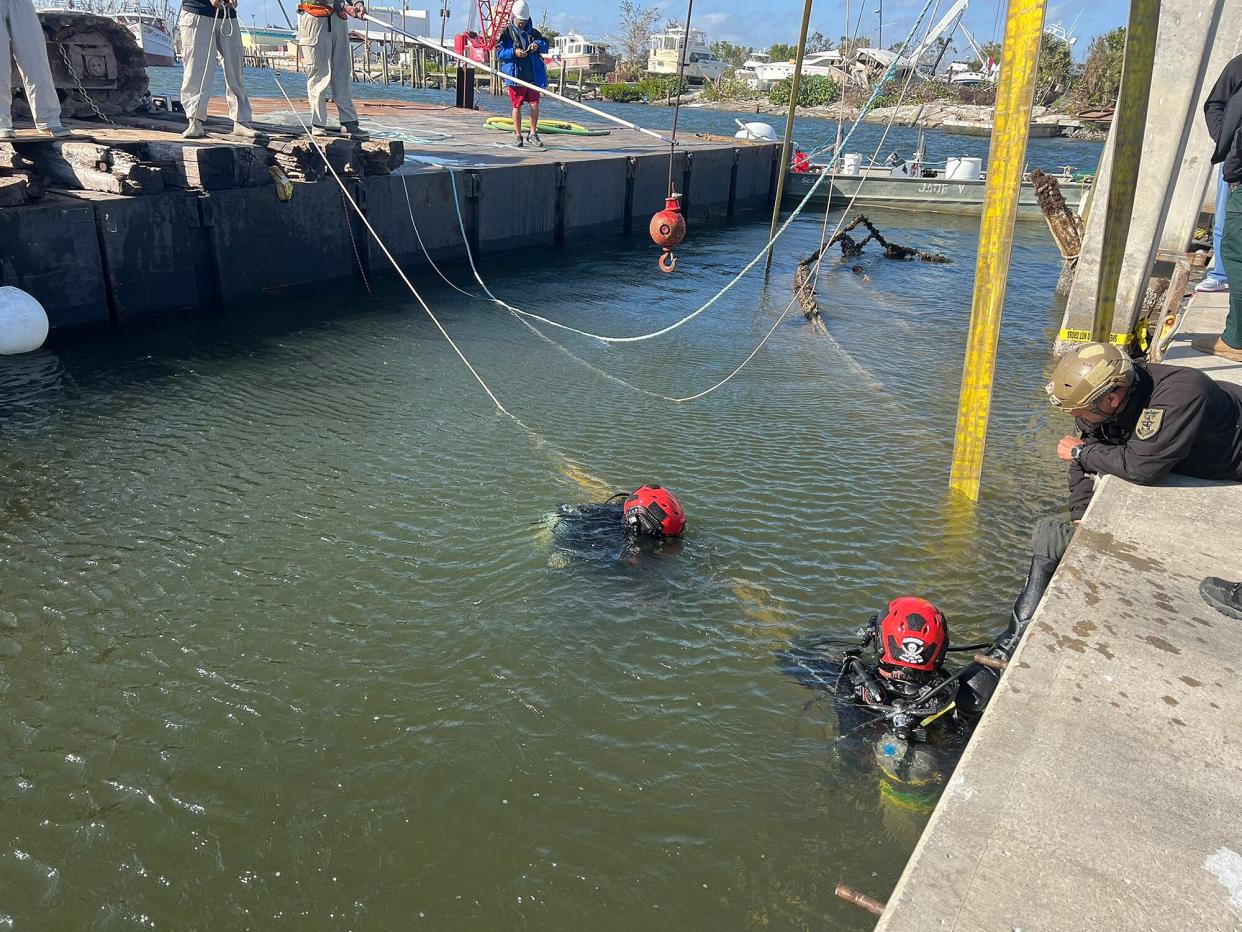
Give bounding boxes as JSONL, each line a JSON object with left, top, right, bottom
{"left": 182, "top": 118, "right": 206, "bottom": 139}
{"left": 341, "top": 121, "right": 369, "bottom": 140}
{"left": 528, "top": 132, "right": 545, "bottom": 149}
{"left": 40, "top": 122, "right": 72, "bottom": 138}
{"left": 0, "top": 127, "right": 14, "bottom": 140}
{"left": 231, "top": 122, "right": 261, "bottom": 139}
{"left": 1200, "top": 577, "right": 1242, "bottom": 621}
{"left": 1191, "top": 335, "right": 1242, "bottom": 362}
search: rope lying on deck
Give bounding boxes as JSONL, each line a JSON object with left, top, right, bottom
{"left": 794, "top": 214, "right": 951, "bottom": 321}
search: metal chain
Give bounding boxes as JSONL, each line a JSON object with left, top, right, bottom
{"left": 57, "top": 42, "right": 118, "bottom": 126}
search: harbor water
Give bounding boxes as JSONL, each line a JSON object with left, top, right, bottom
{"left": 2, "top": 76, "right": 1101, "bottom": 930}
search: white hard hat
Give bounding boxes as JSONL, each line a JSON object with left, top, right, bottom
{"left": 511, "top": 0, "right": 531, "bottom": 21}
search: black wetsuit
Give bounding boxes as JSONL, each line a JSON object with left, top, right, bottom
{"left": 1068, "top": 362, "right": 1242, "bottom": 521}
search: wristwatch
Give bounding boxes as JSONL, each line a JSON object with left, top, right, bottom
{"left": 1070, "top": 443, "right": 1085, "bottom": 462}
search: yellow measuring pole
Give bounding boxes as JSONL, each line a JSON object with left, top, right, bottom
{"left": 1089, "top": 0, "right": 1159, "bottom": 343}
{"left": 948, "top": 0, "right": 1047, "bottom": 502}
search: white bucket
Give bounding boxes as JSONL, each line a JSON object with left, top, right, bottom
{"left": 841, "top": 153, "right": 863, "bottom": 175}
{"left": 945, "top": 156, "right": 983, "bottom": 181}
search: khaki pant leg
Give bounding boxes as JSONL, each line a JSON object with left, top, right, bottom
{"left": 300, "top": 13, "right": 332, "bottom": 127}
{"left": 215, "top": 16, "right": 252, "bottom": 123}
{"left": 8, "top": 0, "right": 61, "bottom": 127}
{"left": 328, "top": 19, "right": 357, "bottom": 124}
{"left": 0, "top": 8, "right": 13, "bottom": 130}
{"left": 178, "top": 10, "right": 218, "bottom": 121}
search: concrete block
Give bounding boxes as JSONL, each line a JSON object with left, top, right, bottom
{"left": 93, "top": 191, "right": 216, "bottom": 322}
{"left": 0, "top": 201, "right": 108, "bottom": 331}
{"left": 685, "top": 147, "right": 733, "bottom": 221}
{"left": 361, "top": 170, "right": 466, "bottom": 271}
{"left": 734, "top": 143, "right": 775, "bottom": 213}
{"left": 560, "top": 156, "right": 627, "bottom": 236}
{"left": 474, "top": 161, "right": 558, "bottom": 254}
{"left": 207, "top": 181, "right": 354, "bottom": 301}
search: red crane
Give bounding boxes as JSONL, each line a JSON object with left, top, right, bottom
{"left": 453, "top": 0, "right": 515, "bottom": 63}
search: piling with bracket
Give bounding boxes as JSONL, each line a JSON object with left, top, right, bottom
{"left": 948, "top": 0, "right": 1047, "bottom": 502}
{"left": 763, "top": 0, "right": 814, "bottom": 274}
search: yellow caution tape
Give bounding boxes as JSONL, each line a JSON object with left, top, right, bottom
{"left": 1057, "top": 316, "right": 1151, "bottom": 351}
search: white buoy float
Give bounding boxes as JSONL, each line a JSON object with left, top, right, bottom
{"left": 0, "top": 286, "right": 49, "bottom": 354}
{"left": 734, "top": 120, "right": 778, "bottom": 142}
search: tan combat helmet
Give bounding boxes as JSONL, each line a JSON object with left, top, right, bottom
{"left": 1045, "top": 342, "right": 1135, "bottom": 411}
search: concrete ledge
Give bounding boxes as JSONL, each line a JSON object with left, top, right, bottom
{"left": 877, "top": 294, "right": 1242, "bottom": 931}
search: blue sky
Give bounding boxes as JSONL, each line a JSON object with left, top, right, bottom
{"left": 251, "top": 0, "right": 1129, "bottom": 59}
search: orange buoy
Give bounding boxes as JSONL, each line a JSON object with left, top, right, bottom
{"left": 649, "top": 194, "right": 686, "bottom": 273}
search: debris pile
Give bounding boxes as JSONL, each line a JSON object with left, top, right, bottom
{"left": 794, "top": 214, "right": 950, "bottom": 320}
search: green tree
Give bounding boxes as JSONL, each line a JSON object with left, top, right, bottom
{"left": 971, "top": 40, "right": 1001, "bottom": 71}
{"left": 767, "top": 42, "right": 798, "bottom": 61}
{"left": 1036, "top": 32, "right": 1074, "bottom": 104}
{"left": 615, "top": 0, "right": 661, "bottom": 67}
{"left": 710, "top": 39, "right": 753, "bottom": 68}
{"left": 768, "top": 74, "right": 841, "bottom": 107}
{"left": 1068, "top": 26, "right": 1126, "bottom": 110}
{"left": 837, "top": 34, "right": 870, "bottom": 57}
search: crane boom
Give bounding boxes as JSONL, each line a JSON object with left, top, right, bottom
{"left": 906, "top": 0, "right": 970, "bottom": 64}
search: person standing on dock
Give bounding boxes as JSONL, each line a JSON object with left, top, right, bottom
{"left": 1046, "top": 342, "right": 1242, "bottom": 521}
{"left": 178, "top": 0, "right": 260, "bottom": 140}
{"left": 1196, "top": 53, "right": 1242, "bottom": 361}
{"left": 0, "top": 0, "right": 70, "bottom": 139}
{"left": 297, "top": 0, "right": 369, "bottom": 140}
{"left": 496, "top": 0, "right": 548, "bottom": 149}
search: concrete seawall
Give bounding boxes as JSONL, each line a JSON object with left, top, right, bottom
{"left": 876, "top": 292, "right": 1242, "bottom": 930}
{"left": 0, "top": 112, "right": 777, "bottom": 336}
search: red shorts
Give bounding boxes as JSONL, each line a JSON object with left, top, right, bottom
{"left": 508, "top": 86, "right": 540, "bottom": 107}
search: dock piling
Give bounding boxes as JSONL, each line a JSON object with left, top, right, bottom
{"left": 948, "top": 0, "right": 1047, "bottom": 502}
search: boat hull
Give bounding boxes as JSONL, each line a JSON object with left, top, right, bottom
{"left": 781, "top": 170, "right": 1087, "bottom": 218}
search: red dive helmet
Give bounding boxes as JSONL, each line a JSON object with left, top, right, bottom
{"left": 622, "top": 485, "right": 686, "bottom": 538}
{"left": 878, "top": 596, "right": 948, "bottom": 673}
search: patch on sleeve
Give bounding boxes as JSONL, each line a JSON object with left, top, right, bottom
{"left": 1135, "top": 407, "right": 1164, "bottom": 440}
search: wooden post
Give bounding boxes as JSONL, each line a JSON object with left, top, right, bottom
{"left": 559, "top": 58, "right": 566, "bottom": 94}
{"left": 576, "top": 68, "right": 583, "bottom": 101}
{"left": 1088, "top": 0, "right": 1159, "bottom": 344}
{"left": 948, "top": 0, "right": 1047, "bottom": 501}
{"left": 763, "top": 0, "right": 814, "bottom": 273}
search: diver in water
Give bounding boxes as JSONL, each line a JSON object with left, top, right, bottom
{"left": 781, "top": 515, "right": 1073, "bottom": 741}
{"left": 779, "top": 517, "right": 1072, "bottom": 818}
{"left": 550, "top": 484, "right": 686, "bottom": 564}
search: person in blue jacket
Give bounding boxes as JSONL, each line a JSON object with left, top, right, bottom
{"left": 496, "top": 0, "right": 549, "bottom": 148}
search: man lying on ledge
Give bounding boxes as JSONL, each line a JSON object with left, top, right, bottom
{"left": 1047, "top": 342, "right": 1242, "bottom": 521}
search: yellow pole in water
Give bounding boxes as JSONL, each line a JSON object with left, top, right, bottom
{"left": 1089, "top": 0, "right": 1159, "bottom": 344}
{"left": 948, "top": 0, "right": 1047, "bottom": 502}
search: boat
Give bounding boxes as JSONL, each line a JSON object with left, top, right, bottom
{"left": 39, "top": 0, "right": 175, "bottom": 66}
{"left": 545, "top": 33, "right": 616, "bottom": 76}
{"left": 940, "top": 118, "right": 1063, "bottom": 138}
{"left": 782, "top": 152, "right": 1090, "bottom": 217}
{"left": 646, "top": 24, "right": 727, "bottom": 83}
{"left": 111, "top": 2, "right": 175, "bottom": 67}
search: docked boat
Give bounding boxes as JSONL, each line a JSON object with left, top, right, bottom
{"left": 941, "top": 118, "right": 1063, "bottom": 138}
{"left": 546, "top": 33, "right": 616, "bottom": 76}
{"left": 782, "top": 153, "right": 1090, "bottom": 218}
{"left": 112, "top": 2, "right": 175, "bottom": 67}
{"left": 646, "top": 24, "right": 727, "bottom": 83}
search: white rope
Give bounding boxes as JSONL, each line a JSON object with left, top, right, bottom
{"left": 428, "top": 0, "right": 943, "bottom": 348}
{"left": 270, "top": 71, "right": 512, "bottom": 415}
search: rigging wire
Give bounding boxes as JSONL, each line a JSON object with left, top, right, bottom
{"left": 666, "top": 0, "right": 695, "bottom": 197}
{"left": 428, "top": 0, "right": 944, "bottom": 348}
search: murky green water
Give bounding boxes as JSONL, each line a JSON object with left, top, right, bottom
{"left": 2, "top": 180, "right": 1079, "bottom": 927}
